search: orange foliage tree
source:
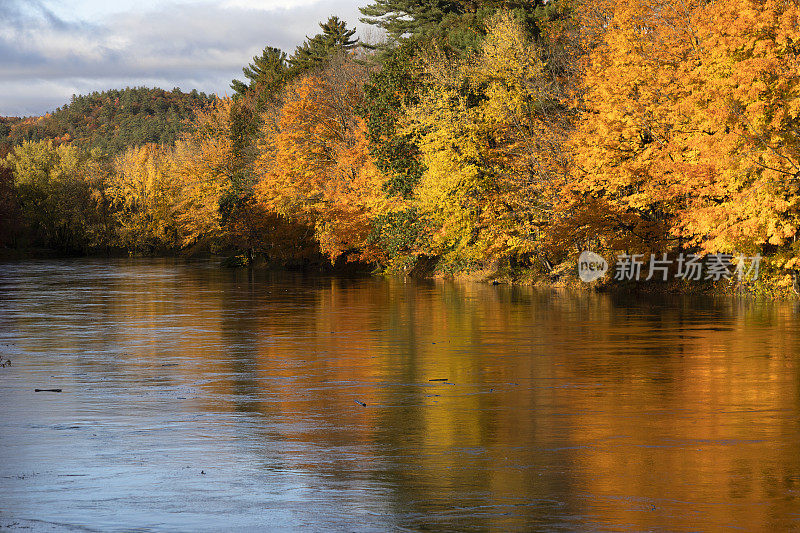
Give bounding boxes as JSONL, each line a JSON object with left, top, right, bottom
{"left": 254, "top": 55, "right": 390, "bottom": 264}
{"left": 565, "top": 0, "right": 800, "bottom": 286}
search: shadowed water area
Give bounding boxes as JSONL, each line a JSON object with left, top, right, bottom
{"left": 1, "top": 258, "right": 799, "bottom": 531}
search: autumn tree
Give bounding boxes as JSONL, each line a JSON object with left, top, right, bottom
{"left": 255, "top": 55, "right": 389, "bottom": 264}
{"left": 3, "top": 140, "right": 108, "bottom": 251}
{"left": 677, "top": 0, "right": 800, "bottom": 274}
{"left": 169, "top": 99, "right": 239, "bottom": 250}
{"left": 557, "top": 0, "right": 692, "bottom": 258}
{"left": 0, "top": 145, "right": 23, "bottom": 248}
{"left": 108, "top": 144, "right": 180, "bottom": 252}
{"left": 568, "top": 0, "right": 800, "bottom": 289}
{"left": 402, "top": 11, "right": 569, "bottom": 271}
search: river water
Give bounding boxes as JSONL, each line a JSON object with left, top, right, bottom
{"left": 1, "top": 258, "right": 799, "bottom": 531}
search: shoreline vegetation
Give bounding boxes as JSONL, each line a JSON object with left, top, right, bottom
{"left": 0, "top": 247, "right": 784, "bottom": 300}
{"left": 1, "top": 1, "right": 799, "bottom": 298}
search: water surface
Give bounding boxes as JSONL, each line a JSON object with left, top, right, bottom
{"left": 1, "top": 258, "right": 799, "bottom": 531}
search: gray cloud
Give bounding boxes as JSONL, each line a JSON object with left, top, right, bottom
{"left": 0, "top": 0, "right": 367, "bottom": 116}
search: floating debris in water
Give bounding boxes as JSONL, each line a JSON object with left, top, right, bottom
{"left": 354, "top": 400, "right": 367, "bottom": 407}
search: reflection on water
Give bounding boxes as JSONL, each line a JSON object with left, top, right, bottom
{"left": 1, "top": 258, "right": 799, "bottom": 531}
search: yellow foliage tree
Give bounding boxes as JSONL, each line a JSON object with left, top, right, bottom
{"left": 170, "top": 98, "right": 236, "bottom": 249}
{"left": 4, "top": 139, "right": 109, "bottom": 251}
{"left": 403, "top": 11, "right": 568, "bottom": 270}
{"left": 108, "top": 144, "right": 179, "bottom": 251}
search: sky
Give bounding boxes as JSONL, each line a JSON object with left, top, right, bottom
{"left": 0, "top": 0, "right": 369, "bottom": 116}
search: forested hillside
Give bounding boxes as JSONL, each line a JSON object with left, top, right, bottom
{"left": 1, "top": 0, "right": 798, "bottom": 295}
{"left": 0, "top": 87, "right": 214, "bottom": 155}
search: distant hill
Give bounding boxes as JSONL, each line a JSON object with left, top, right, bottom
{"left": 0, "top": 117, "right": 22, "bottom": 152}
{"left": 0, "top": 87, "right": 215, "bottom": 155}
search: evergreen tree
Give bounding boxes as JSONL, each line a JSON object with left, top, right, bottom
{"left": 289, "top": 16, "right": 359, "bottom": 71}
{"left": 359, "top": 43, "right": 423, "bottom": 197}
{"left": 230, "top": 46, "right": 289, "bottom": 101}
{"left": 359, "top": 0, "right": 463, "bottom": 43}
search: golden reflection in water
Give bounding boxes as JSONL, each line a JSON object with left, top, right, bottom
{"left": 12, "top": 261, "right": 799, "bottom": 531}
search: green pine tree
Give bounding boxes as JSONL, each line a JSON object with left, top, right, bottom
{"left": 230, "top": 46, "right": 289, "bottom": 101}
{"left": 359, "top": 0, "right": 463, "bottom": 43}
{"left": 289, "top": 16, "right": 359, "bottom": 71}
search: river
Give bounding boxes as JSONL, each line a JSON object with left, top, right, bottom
{"left": 1, "top": 258, "right": 799, "bottom": 531}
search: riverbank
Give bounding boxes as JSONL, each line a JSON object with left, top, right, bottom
{"left": 440, "top": 259, "right": 799, "bottom": 300}
{"left": 2, "top": 247, "right": 796, "bottom": 299}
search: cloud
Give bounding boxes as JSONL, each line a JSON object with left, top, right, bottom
{"left": 220, "top": 0, "right": 322, "bottom": 9}
{"left": 0, "top": 0, "right": 367, "bottom": 116}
